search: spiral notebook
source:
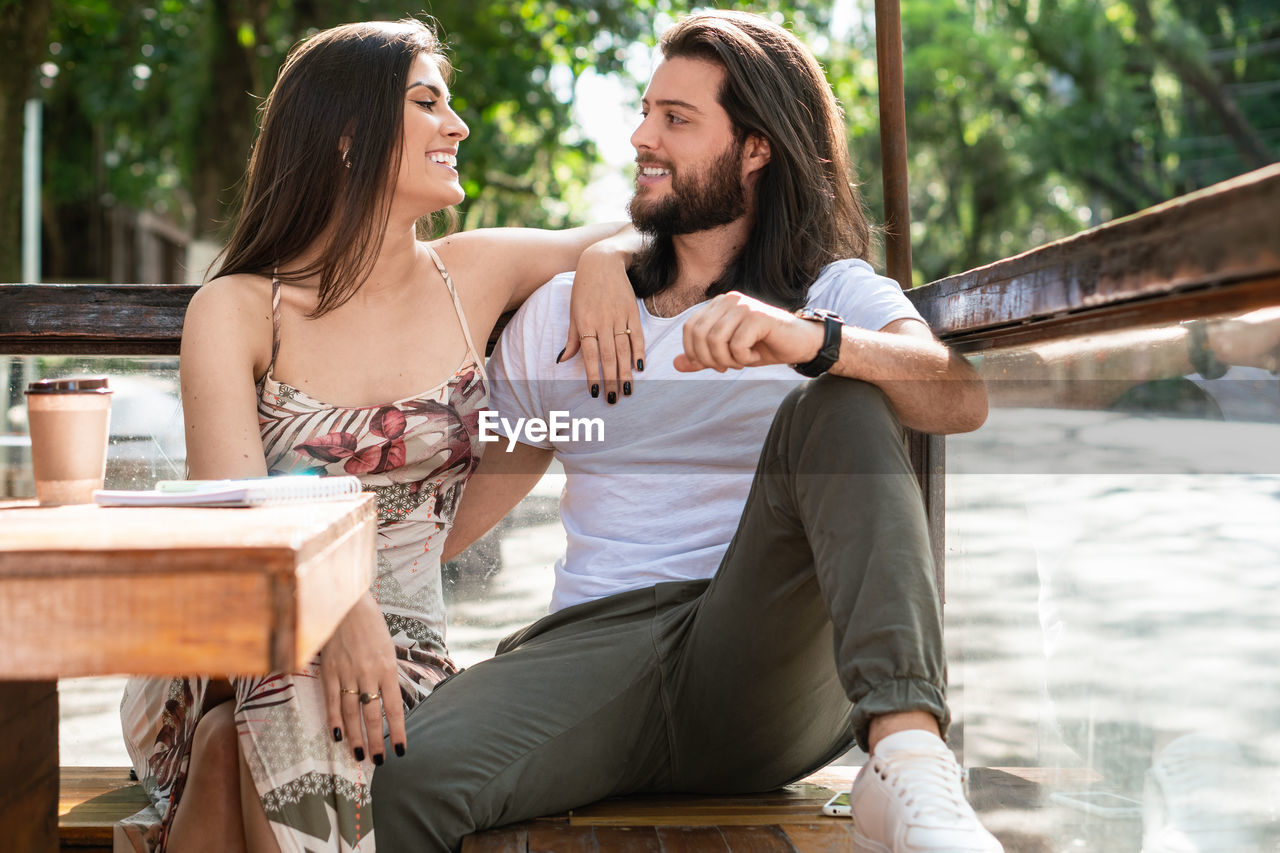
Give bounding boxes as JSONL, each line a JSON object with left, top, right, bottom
{"left": 94, "top": 475, "right": 363, "bottom": 507}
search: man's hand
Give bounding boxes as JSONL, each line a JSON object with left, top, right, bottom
{"left": 674, "top": 291, "right": 822, "bottom": 372}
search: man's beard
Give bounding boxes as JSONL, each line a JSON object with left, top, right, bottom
{"left": 628, "top": 139, "right": 747, "bottom": 236}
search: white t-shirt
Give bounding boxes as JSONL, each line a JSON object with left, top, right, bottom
{"left": 487, "top": 258, "right": 924, "bottom": 612}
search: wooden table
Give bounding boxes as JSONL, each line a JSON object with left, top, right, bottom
{"left": 0, "top": 496, "right": 376, "bottom": 852}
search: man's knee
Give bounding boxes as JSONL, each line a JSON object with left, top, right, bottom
{"left": 786, "top": 375, "right": 895, "bottom": 427}
{"left": 773, "top": 377, "right": 908, "bottom": 474}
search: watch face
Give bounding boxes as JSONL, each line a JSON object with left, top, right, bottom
{"left": 796, "top": 307, "right": 843, "bottom": 323}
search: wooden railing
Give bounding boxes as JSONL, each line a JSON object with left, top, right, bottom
{"left": 906, "top": 163, "right": 1280, "bottom": 350}
{"left": 4, "top": 165, "right": 1276, "bottom": 358}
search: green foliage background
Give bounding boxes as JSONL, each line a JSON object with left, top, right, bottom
{"left": 8, "top": 0, "right": 1278, "bottom": 285}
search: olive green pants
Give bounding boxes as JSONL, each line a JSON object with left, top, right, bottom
{"left": 372, "top": 378, "right": 948, "bottom": 851}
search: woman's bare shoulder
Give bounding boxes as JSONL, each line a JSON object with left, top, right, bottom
{"left": 428, "top": 230, "right": 496, "bottom": 271}
{"left": 182, "top": 273, "right": 276, "bottom": 369}
{"left": 187, "top": 273, "right": 275, "bottom": 323}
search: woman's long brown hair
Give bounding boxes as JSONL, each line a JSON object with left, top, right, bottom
{"left": 212, "top": 20, "right": 449, "bottom": 317}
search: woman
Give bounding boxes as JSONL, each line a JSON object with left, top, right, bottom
{"left": 119, "top": 19, "right": 641, "bottom": 853}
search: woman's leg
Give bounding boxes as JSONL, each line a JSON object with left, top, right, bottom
{"left": 165, "top": 700, "right": 247, "bottom": 853}
{"left": 239, "top": 744, "right": 283, "bottom": 853}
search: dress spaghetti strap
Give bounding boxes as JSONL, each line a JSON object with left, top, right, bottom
{"left": 425, "top": 244, "right": 489, "bottom": 382}
{"left": 268, "top": 274, "right": 282, "bottom": 376}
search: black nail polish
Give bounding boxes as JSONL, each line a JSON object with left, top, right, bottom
{"left": 590, "top": 384, "right": 599, "bottom": 398}
{"left": 354, "top": 747, "right": 365, "bottom": 762}
{"left": 395, "top": 743, "right": 406, "bottom": 757}
{"left": 636, "top": 359, "right": 645, "bottom": 372}
{"left": 333, "top": 728, "right": 342, "bottom": 742}
{"left": 623, "top": 381, "right": 631, "bottom": 396}
{"left": 607, "top": 391, "right": 617, "bottom": 404}
{"left": 555, "top": 347, "right": 566, "bottom": 363}
{"left": 373, "top": 753, "right": 384, "bottom": 766}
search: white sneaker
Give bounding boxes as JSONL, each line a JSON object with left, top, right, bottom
{"left": 849, "top": 729, "right": 1003, "bottom": 853}
{"left": 1140, "top": 733, "right": 1263, "bottom": 853}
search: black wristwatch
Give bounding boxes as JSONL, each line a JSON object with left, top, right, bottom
{"left": 792, "top": 308, "right": 844, "bottom": 377}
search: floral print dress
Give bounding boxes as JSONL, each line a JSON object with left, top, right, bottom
{"left": 117, "top": 247, "right": 488, "bottom": 853}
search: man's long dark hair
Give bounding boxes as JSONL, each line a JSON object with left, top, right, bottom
{"left": 628, "top": 11, "right": 873, "bottom": 311}
{"left": 212, "top": 20, "right": 449, "bottom": 317}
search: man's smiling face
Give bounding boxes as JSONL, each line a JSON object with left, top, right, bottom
{"left": 627, "top": 56, "right": 751, "bottom": 235}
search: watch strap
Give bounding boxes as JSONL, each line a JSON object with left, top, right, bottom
{"left": 794, "top": 313, "right": 842, "bottom": 378}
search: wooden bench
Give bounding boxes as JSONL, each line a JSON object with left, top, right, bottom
{"left": 58, "top": 767, "right": 147, "bottom": 852}
{"left": 58, "top": 766, "right": 859, "bottom": 852}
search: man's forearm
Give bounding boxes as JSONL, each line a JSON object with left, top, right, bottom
{"left": 829, "top": 326, "right": 988, "bottom": 435}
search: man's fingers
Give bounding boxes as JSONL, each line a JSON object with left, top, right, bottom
{"left": 728, "top": 314, "right": 772, "bottom": 367}
{"left": 684, "top": 303, "right": 732, "bottom": 373}
{"left": 673, "top": 353, "right": 705, "bottom": 372}
{"left": 682, "top": 311, "right": 712, "bottom": 374}
{"left": 704, "top": 313, "right": 743, "bottom": 370}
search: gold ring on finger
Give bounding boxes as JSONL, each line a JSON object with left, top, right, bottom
{"left": 614, "top": 329, "right": 631, "bottom": 336}
{"left": 340, "top": 688, "right": 360, "bottom": 695}
{"left": 580, "top": 333, "right": 598, "bottom": 340}
{"left": 359, "top": 691, "right": 381, "bottom": 705}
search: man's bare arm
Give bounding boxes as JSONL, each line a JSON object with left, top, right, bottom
{"left": 674, "top": 293, "right": 988, "bottom": 434}
{"left": 828, "top": 318, "right": 988, "bottom": 434}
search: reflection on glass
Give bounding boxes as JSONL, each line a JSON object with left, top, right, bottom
{"left": 947, "top": 307, "right": 1280, "bottom": 851}
{"left": 3, "top": 356, "right": 185, "bottom": 496}
{"left": 443, "top": 467, "right": 565, "bottom": 668}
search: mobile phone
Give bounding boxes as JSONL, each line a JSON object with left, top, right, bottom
{"left": 1048, "top": 790, "right": 1142, "bottom": 818}
{"left": 822, "top": 790, "right": 851, "bottom": 817}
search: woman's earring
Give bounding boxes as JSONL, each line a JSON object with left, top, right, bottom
{"left": 342, "top": 149, "right": 352, "bottom": 169}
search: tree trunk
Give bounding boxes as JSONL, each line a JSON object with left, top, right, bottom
{"left": 189, "top": 0, "right": 257, "bottom": 242}
{"left": 0, "top": 0, "right": 52, "bottom": 281}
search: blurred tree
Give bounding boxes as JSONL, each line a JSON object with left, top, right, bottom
{"left": 34, "top": 1, "right": 839, "bottom": 280}
{"left": 866, "top": 0, "right": 1278, "bottom": 283}
{"left": 0, "top": 0, "right": 52, "bottom": 281}
{"left": 23, "top": 0, "right": 1277, "bottom": 285}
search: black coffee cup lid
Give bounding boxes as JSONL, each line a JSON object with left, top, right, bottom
{"left": 25, "top": 376, "right": 112, "bottom": 394}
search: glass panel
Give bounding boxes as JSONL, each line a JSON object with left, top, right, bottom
{"left": 947, "top": 306, "right": 1280, "bottom": 850}
{"left": 443, "top": 463, "right": 565, "bottom": 669}
{"left": 3, "top": 355, "right": 185, "bottom": 496}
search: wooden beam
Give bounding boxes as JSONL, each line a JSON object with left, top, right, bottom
{"left": 0, "top": 285, "right": 512, "bottom": 357}
{"left": 908, "top": 164, "right": 1280, "bottom": 345}
{"left": 0, "top": 284, "right": 193, "bottom": 355}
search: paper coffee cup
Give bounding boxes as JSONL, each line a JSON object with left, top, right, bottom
{"left": 25, "top": 376, "right": 113, "bottom": 505}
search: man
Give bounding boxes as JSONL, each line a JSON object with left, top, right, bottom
{"left": 373, "top": 11, "right": 999, "bottom": 853}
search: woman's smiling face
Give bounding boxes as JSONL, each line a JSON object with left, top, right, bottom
{"left": 392, "top": 52, "right": 470, "bottom": 216}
